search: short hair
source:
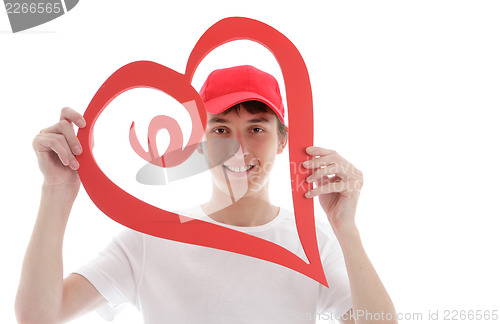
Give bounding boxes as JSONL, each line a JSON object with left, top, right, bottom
{"left": 219, "top": 100, "right": 288, "bottom": 140}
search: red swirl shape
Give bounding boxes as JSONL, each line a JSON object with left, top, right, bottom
{"left": 77, "top": 17, "right": 327, "bottom": 287}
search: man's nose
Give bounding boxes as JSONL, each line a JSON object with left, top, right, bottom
{"left": 234, "top": 134, "right": 249, "bottom": 158}
{"left": 234, "top": 145, "right": 249, "bottom": 158}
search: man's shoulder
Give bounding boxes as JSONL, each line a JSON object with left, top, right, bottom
{"left": 277, "top": 207, "right": 338, "bottom": 246}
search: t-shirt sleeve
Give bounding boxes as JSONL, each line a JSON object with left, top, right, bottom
{"left": 72, "top": 228, "right": 144, "bottom": 321}
{"left": 317, "top": 235, "right": 352, "bottom": 320}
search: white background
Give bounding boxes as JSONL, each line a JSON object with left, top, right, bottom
{"left": 1, "top": 1, "right": 499, "bottom": 323}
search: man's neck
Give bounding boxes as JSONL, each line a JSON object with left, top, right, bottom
{"left": 201, "top": 187, "right": 280, "bottom": 227}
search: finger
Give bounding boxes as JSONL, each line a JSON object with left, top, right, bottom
{"left": 304, "top": 151, "right": 349, "bottom": 167}
{"left": 306, "top": 179, "right": 363, "bottom": 198}
{"left": 306, "top": 146, "right": 336, "bottom": 156}
{"left": 41, "top": 120, "right": 82, "bottom": 155}
{"left": 315, "top": 175, "right": 333, "bottom": 188}
{"left": 60, "top": 107, "right": 86, "bottom": 128}
{"left": 320, "top": 174, "right": 341, "bottom": 185}
{"left": 307, "top": 174, "right": 341, "bottom": 196}
{"left": 48, "top": 133, "right": 80, "bottom": 170}
{"left": 304, "top": 147, "right": 349, "bottom": 165}
{"left": 34, "top": 133, "right": 77, "bottom": 168}
{"left": 306, "top": 163, "right": 359, "bottom": 184}
{"left": 329, "top": 174, "right": 342, "bottom": 182}
{"left": 303, "top": 156, "right": 360, "bottom": 176}
{"left": 303, "top": 150, "right": 361, "bottom": 176}
{"left": 306, "top": 163, "right": 350, "bottom": 183}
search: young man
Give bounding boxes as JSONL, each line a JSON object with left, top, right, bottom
{"left": 16, "top": 65, "right": 397, "bottom": 323}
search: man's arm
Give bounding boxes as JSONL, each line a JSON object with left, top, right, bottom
{"left": 304, "top": 146, "right": 397, "bottom": 324}
{"left": 15, "top": 108, "right": 106, "bottom": 324}
{"left": 336, "top": 230, "right": 397, "bottom": 324}
{"left": 61, "top": 273, "right": 107, "bottom": 322}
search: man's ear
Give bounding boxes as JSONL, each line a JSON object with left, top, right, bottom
{"left": 277, "top": 136, "right": 288, "bottom": 154}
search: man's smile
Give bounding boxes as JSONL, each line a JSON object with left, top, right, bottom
{"left": 223, "top": 164, "right": 256, "bottom": 173}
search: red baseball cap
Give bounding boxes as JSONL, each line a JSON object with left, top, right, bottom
{"left": 200, "top": 65, "right": 285, "bottom": 123}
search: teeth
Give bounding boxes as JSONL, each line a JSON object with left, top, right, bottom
{"left": 224, "top": 165, "right": 254, "bottom": 173}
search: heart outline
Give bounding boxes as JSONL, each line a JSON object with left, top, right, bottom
{"left": 77, "top": 17, "right": 327, "bottom": 287}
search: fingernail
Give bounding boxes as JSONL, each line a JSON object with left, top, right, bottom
{"left": 73, "top": 145, "right": 82, "bottom": 155}
{"left": 70, "top": 159, "right": 79, "bottom": 169}
{"left": 306, "top": 147, "right": 314, "bottom": 153}
{"left": 306, "top": 177, "right": 313, "bottom": 183}
{"left": 303, "top": 161, "right": 310, "bottom": 167}
{"left": 77, "top": 119, "right": 86, "bottom": 127}
{"left": 305, "top": 192, "right": 312, "bottom": 198}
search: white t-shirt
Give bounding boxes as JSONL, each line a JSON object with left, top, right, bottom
{"left": 74, "top": 205, "right": 352, "bottom": 323}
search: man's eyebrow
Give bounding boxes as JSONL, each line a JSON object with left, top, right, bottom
{"left": 208, "top": 117, "right": 228, "bottom": 124}
{"left": 247, "top": 117, "right": 270, "bottom": 123}
{"left": 207, "top": 117, "right": 271, "bottom": 124}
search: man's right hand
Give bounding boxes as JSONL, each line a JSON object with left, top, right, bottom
{"left": 33, "top": 107, "right": 86, "bottom": 195}
{"left": 17, "top": 107, "right": 106, "bottom": 324}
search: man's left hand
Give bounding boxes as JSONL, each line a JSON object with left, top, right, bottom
{"left": 302, "top": 146, "right": 364, "bottom": 235}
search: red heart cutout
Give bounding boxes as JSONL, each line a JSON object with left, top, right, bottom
{"left": 77, "top": 17, "right": 327, "bottom": 287}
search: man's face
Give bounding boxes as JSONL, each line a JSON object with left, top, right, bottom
{"left": 202, "top": 106, "right": 287, "bottom": 201}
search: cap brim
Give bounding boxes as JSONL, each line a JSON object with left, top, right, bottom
{"left": 204, "top": 91, "right": 285, "bottom": 123}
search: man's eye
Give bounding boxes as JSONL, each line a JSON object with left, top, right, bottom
{"left": 213, "top": 128, "right": 228, "bottom": 134}
{"left": 251, "top": 127, "right": 264, "bottom": 133}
